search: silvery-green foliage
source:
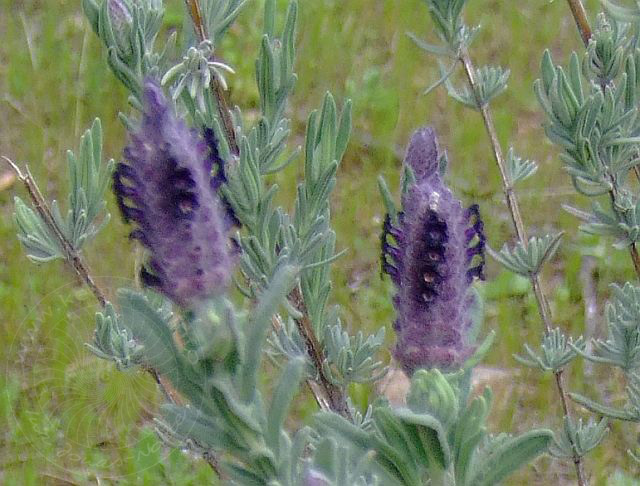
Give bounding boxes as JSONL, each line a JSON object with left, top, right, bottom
{"left": 410, "top": 1, "right": 507, "bottom": 111}
{"left": 565, "top": 190, "right": 640, "bottom": 249}
{"left": 488, "top": 233, "right": 564, "bottom": 277}
{"left": 443, "top": 64, "right": 510, "bottom": 110}
{"left": 505, "top": 148, "right": 538, "bottom": 185}
{"left": 514, "top": 328, "right": 586, "bottom": 373}
{"left": 83, "top": 0, "right": 165, "bottom": 99}
{"left": 583, "top": 14, "right": 628, "bottom": 85}
{"left": 315, "top": 369, "right": 552, "bottom": 486}
{"left": 535, "top": 14, "right": 640, "bottom": 250}
{"left": 85, "top": 301, "right": 144, "bottom": 370}
{"left": 304, "top": 438, "right": 380, "bottom": 486}
{"left": 200, "top": 0, "right": 247, "bottom": 42}
{"left": 14, "top": 119, "right": 112, "bottom": 262}
{"left": 579, "top": 283, "right": 640, "bottom": 371}
{"left": 571, "top": 372, "right": 640, "bottom": 422}
{"left": 571, "top": 284, "right": 640, "bottom": 423}
{"left": 549, "top": 416, "right": 608, "bottom": 459}
{"left": 120, "top": 265, "right": 317, "bottom": 483}
{"left": 322, "top": 326, "right": 387, "bottom": 386}
{"left": 419, "top": 0, "right": 471, "bottom": 52}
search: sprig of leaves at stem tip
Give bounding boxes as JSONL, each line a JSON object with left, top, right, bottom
{"left": 314, "top": 369, "right": 553, "bottom": 486}
{"left": 506, "top": 148, "right": 538, "bottom": 185}
{"left": 514, "top": 327, "right": 586, "bottom": 373}
{"left": 14, "top": 119, "right": 112, "bottom": 262}
{"left": 549, "top": 416, "right": 609, "bottom": 459}
{"left": 441, "top": 62, "right": 510, "bottom": 110}
{"left": 409, "top": 0, "right": 477, "bottom": 55}
{"left": 574, "top": 282, "right": 640, "bottom": 372}
{"left": 487, "top": 232, "right": 564, "bottom": 277}
{"left": 198, "top": 0, "right": 248, "bottom": 42}
{"left": 85, "top": 301, "right": 144, "bottom": 370}
{"left": 563, "top": 196, "right": 640, "bottom": 249}
{"left": 569, "top": 282, "right": 640, "bottom": 422}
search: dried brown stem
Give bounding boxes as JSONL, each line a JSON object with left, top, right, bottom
{"left": 565, "top": 0, "right": 592, "bottom": 47}
{"left": 459, "top": 50, "right": 588, "bottom": 486}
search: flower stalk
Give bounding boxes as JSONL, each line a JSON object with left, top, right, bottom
{"left": 458, "top": 48, "right": 588, "bottom": 486}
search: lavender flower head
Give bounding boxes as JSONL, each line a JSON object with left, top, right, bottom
{"left": 113, "top": 79, "right": 236, "bottom": 308}
{"left": 382, "top": 127, "right": 485, "bottom": 374}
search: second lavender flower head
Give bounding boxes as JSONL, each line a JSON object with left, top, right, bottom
{"left": 382, "top": 127, "right": 485, "bottom": 375}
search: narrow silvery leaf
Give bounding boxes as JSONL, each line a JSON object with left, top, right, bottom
{"left": 506, "top": 148, "right": 538, "bottom": 185}
{"left": 467, "top": 430, "right": 553, "bottom": 486}
{"left": 14, "top": 197, "right": 64, "bottom": 262}
{"left": 241, "top": 265, "right": 298, "bottom": 401}
{"left": 266, "top": 357, "right": 305, "bottom": 454}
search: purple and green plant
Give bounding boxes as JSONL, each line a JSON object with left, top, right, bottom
{"left": 17, "top": 0, "right": 640, "bottom": 484}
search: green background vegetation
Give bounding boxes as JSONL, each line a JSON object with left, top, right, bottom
{"left": 1, "top": 0, "right": 637, "bottom": 484}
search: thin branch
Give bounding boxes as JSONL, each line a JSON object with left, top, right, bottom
{"left": 289, "top": 287, "right": 351, "bottom": 418}
{"left": 184, "top": 0, "right": 239, "bottom": 156}
{"left": 565, "top": 0, "right": 592, "bottom": 46}
{"left": 458, "top": 49, "right": 588, "bottom": 486}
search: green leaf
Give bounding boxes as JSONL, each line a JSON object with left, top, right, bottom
{"left": 266, "top": 357, "right": 305, "bottom": 454}
{"left": 468, "top": 430, "right": 553, "bottom": 486}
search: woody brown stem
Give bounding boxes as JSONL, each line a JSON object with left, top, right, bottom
{"left": 289, "top": 287, "right": 351, "bottom": 418}
{"left": 459, "top": 50, "right": 588, "bottom": 486}
{"left": 565, "top": 0, "right": 592, "bottom": 47}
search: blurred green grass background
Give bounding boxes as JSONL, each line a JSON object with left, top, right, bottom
{"left": 1, "top": 0, "right": 639, "bottom": 484}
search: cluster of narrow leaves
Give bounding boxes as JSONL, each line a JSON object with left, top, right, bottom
{"left": 15, "top": 119, "right": 112, "bottom": 262}
{"left": 536, "top": 12, "right": 640, "bottom": 248}
{"left": 316, "top": 370, "right": 551, "bottom": 486}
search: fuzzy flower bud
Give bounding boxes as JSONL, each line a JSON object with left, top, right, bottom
{"left": 113, "top": 79, "right": 236, "bottom": 308}
{"left": 381, "top": 127, "right": 485, "bottom": 374}
{"left": 102, "top": 0, "right": 135, "bottom": 60}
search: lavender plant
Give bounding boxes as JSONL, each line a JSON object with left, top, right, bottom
{"left": 11, "top": 0, "right": 618, "bottom": 484}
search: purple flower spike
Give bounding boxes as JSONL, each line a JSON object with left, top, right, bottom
{"left": 381, "top": 127, "right": 485, "bottom": 375}
{"left": 113, "top": 79, "right": 237, "bottom": 308}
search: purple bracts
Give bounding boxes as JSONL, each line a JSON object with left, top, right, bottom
{"left": 382, "top": 127, "right": 485, "bottom": 374}
{"left": 113, "top": 80, "right": 236, "bottom": 308}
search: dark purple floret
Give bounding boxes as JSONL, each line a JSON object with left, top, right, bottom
{"left": 113, "top": 79, "right": 236, "bottom": 308}
{"left": 381, "top": 126, "right": 485, "bottom": 374}
{"left": 202, "top": 127, "right": 240, "bottom": 228}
